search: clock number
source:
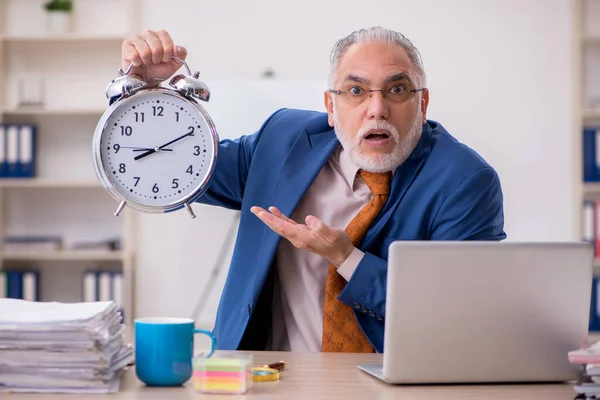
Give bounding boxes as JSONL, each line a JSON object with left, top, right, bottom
{"left": 119, "top": 163, "right": 126, "bottom": 173}
{"left": 120, "top": 126, "right": 132, "bottom": 136}
{"left": 186, "top": 165, "right": 193, "bottom": 175}
{"left": 113, "top": 144, "right": 120, "bottom": 153}
{"left": 172, "top": 179, "right": 179, "bottom": 189}
{"left": 153, "top": 106, "right": 164, "bottom": 117}
{"left": 133, "top": 177, "right": 140, "bottom": 187}
{"left": 135, "top": 112, "right": 145, "bottom": 122}
{"left": 175, "top": 112, "right": 179, "bottom": 122}
{"left": 152, "top": 183, "right": 159, "bottom": 193}
{"left": 187, "top": 126, "right": 195, "bottom": 135}
{"left": 193, "top": 146, "right": 200, "bottom": 156}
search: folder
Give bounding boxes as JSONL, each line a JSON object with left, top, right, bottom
{"left": 6, "top": 271, "right": 23, "bottom": 299}
{"left": 0, "top": 270, "right": 6, "bottom": 298}
{"left": 22, "top": 271, "right": 38, "bottom": 302}
{"left": 592, "top": 277, "right": 600, "bottom": 331}
{"left": 6, "top": 125, "right": 19, "bottom": 178}
{"left": 98, "top": 272, "right": 112, "bottom": 302}
{"left": 18, "top": 125, "right": 36, "bottom": 178}
{"left": 594, "top": 200, "right": 600, "bottom": 258}
{"left": 111, "top": 272, "right": 123, "bottom": 308}
{"left": 0, "top": 125, "right": 6, "bottom": 178}
{"left": 111, "top": 272, "right": 124, "bottom": 322}
{"left": 82, "top": 271, "right": 98, "bottom": 302}
{"left": 584, "top": 201, "right": 595, "bottom": 245}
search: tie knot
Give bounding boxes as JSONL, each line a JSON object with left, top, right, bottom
{"left": 358, "top": 170, "right": 392, "bottom": 196}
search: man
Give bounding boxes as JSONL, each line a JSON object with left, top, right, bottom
{"left": 121, "top": 26, "right": 506, "bottom": 353}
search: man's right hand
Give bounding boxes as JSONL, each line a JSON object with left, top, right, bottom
{"left": 121, "top": 29, "right": 188, "bottom": 87}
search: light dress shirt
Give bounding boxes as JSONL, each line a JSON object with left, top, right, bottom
{"left": 268, "top": 145, "right": 375, "bottom": 352}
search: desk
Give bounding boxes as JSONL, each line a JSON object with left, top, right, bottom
{"left": 9, "top": 351, "right": 574, "bottom": 399}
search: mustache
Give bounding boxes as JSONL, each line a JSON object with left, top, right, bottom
{"left": 357, "top": 120, "right": 400, "bottom": 140}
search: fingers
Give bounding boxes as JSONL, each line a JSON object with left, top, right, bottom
{"left": 122, "top": 37, "right": 149, "bottom": 68}
{"left": 155, "top": 30, "right": 174, "bottom": 63}
{"left": 122, "top": 29, "right": 181, "bottom": 68}
{"left": 251, "top": 206, "right": 293, "bottom": 237}
{"left": 305, "top": 215, "right": 340, "bottom": 245}
{"left": 174, "top": 44, "right": 187, "bottom": 60}
{"left": 269, "top": 206, "right": 297, "bottom": 225}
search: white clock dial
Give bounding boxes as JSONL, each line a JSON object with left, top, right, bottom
{"left": 96, "top": 89, "right": 217, "bottom": 210}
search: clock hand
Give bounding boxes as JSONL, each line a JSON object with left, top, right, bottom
{"left": 134, "top": 131, "right": 194, "bottom": 161}
{"left": 131, "top": 148, "right": 173, "bottom": 152}
{"left": 119, "top": 146, "right": 173, "bottom": 151}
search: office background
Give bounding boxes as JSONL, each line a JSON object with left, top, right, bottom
{"left": 0, "top": 0, "right": 595, "bottom": 331}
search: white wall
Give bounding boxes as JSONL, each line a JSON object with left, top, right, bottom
{"left": 130, "top": 0, "right": 577, "bottom": 326}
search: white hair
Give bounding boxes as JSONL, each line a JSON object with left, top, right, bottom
{"left": 328, "top": 26, "right": 426, "bottom": 88}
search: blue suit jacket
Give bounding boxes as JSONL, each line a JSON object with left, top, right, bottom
{"left": 197, "top": 108, "right": 506, "bottom": 352}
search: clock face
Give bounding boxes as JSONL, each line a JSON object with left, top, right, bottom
{"left": 95, "top": 89, "right": 218, "bottom": 210}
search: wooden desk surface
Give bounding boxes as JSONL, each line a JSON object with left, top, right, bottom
{"left": 8, "top": 351, "right": 574, "bottom": 399}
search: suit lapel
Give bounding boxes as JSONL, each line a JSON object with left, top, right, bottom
{"left": 256, "top": 129, "right": 339, "bottom": 276}
{"left": 271, "top": 129, "right": 339, "bottom": 217}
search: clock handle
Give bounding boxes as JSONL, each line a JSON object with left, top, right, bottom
{"left": 184, "top": 202, "right": 196, "bottom": 219}
{"left": 114, "top": 201, "right": 127, "bottom": 217}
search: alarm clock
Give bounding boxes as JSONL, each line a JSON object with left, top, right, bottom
{"left": 92, "top": 57, "right": 219, "bottom": 219}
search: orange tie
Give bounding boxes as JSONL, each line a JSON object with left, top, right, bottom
{"left": 322, "top": 169, "right": 392, "bottom": 353}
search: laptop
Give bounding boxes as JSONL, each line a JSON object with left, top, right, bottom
{"left": 358, "top": 241, "right": 594, "bottom": 384}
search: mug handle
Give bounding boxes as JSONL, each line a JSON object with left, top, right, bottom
{"left": 194, "top": 328, "right": 216, "bottom": 358}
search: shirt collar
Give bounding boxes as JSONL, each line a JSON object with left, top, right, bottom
{"left": 337, "top": 145, "right": 362, "bottom": 191}
{"left": 336, "top": 145, "right": 399, "bottom": 191}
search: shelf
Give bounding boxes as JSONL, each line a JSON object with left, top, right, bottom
{"left": 0, "top": 179, "right": 101, "bottom": 188}
{"left": 583, "top": 36, "right": 600, "bottom": 44}
{"left": 584, "top": 182, "right": 600, "bottom": 195}
{"left": 2, "top": 250, "right": 125, "bottom": 261}
{"left": 583, "top": 109, "right": 600, "bottom": 120}
{"left": 1, "top": 108, "right": 106, "bottom": 116}
{"left": 0, "top": 34, "right": 126, "bottom": 43}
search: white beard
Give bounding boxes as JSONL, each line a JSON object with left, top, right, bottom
{"left": 332, "top": 104, "right": 423, "bottom": 173}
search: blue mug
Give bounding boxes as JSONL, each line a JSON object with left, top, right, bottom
{"left": 134, "top": 317, "right": 216, "bottom": 386}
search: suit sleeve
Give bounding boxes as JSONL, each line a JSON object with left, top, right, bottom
{"left": 429, "top": 167, "right": 506, "bottom": 240}
{"left": 336, "top": 167, "right": 506, "bottom": 352}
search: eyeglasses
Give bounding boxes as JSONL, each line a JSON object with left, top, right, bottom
{"left": 329, "top": 84, "right": 426, "bottom": 106}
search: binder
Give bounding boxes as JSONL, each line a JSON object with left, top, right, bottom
{"left": 584, "top": 128, "right": 600, "bottom": 182}
{"left": 0, "top": 125, "right": 6, "bottom": 178}
{"left": 98, "top": 272, "right": 112, "bottom": 302}
{"left": 82, "top": 271, "right": 98, "bottom": 302}
{"left": 112, "top": 272, "right": 124, "bottom": 322}
{"left": 22, "top": 271, "right": 38, "bottom": 302}
{"left": 6, "top": 125, "right": 18, "bottom": 178}
{"left": 594, "top": 201, "right": 600, "bottom": 258}
{"left": 111, "top": 272, "right": 123, "bottom": 308}
{"left": 584, "top": 200, "right": 595, "bottom": 244}
{"left": 6, "top": 271, "right": 23, "bottom": 299}
{"left": 592, "top": 277, "right": 600, "bottom": 331}
{"left": 18, "top": 125, "right": 36, "bottom": 178}
{"left": 0, "top": 270, "right": 6, "bottom": 298}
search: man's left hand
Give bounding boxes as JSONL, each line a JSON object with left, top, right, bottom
{"left": 250, "top": 206, "right": 354, "bottom": 267}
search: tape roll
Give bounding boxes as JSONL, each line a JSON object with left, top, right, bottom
{"left": 251, "top": 367, "right": 280, "bottom": 382}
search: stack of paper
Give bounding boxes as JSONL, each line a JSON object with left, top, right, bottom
{"left": 0, "top": 298, "right": 134, "bottom": 394}
{"left": 568, "top": 341, "right": 600, "bottom": 398}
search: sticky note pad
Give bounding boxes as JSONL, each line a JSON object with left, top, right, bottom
{"left": 193, "top": 353, "right": 253, "bottom": 394}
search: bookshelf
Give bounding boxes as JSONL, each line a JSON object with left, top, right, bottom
{"left": 0, "top": 34, "right": 127, "bottom": 43}
{"left": 577, "top": 0, "right": 600, "bottom": 343}
{"left": 0, "top": 108, "right": 106, "bottom": 116}
{"left": 0, "top": 0, "right": 139, "bottom": 326}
